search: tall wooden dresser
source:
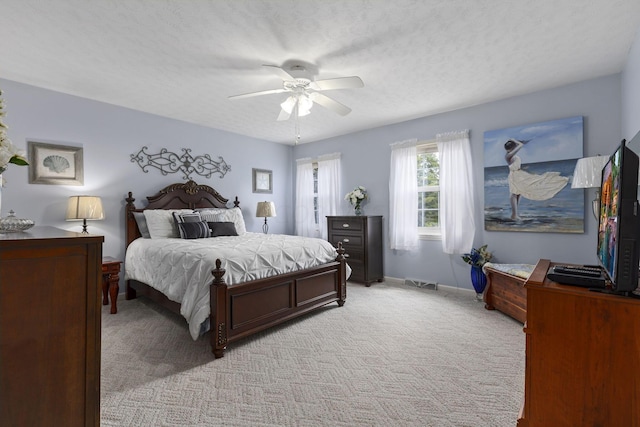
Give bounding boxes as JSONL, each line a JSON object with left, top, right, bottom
{"left": 518, "top": 259, "right": 640, "bottom": 426}
{"left": 0, "top": 227, "right": 103, "bottom": 427}
{"left": 327, "top": 216, "right": 383, "bottom": 285}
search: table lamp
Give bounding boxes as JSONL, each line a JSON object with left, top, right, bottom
{"left": 571, "top": 155, "right": 609, "bottom": 220}
{"left": 66, "top": 195, "right": 104, "bottom": 233}
{"left": 256, "top": 201, "right": 276, "bottom": 234}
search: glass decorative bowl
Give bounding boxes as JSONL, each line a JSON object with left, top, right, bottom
{"left": 0, "top": 210, "right": 35, "bottom": 233}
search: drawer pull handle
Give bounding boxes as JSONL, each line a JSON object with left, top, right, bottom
{"left": 343, "top": 238, "right": 350, "bottom": 243}
{"left": 342, "top": 224, "right": 350, "bottom": 228}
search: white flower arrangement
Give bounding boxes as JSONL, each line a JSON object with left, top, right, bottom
{"left": 0, "top": 88, "right": 28, "bottom": 176}
{"left": 345, "top": 186, "right": 368, "bottom": 207}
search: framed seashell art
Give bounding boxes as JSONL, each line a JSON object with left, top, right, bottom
{"left": 27, "top": 141, "right": 83, "bottom": 185}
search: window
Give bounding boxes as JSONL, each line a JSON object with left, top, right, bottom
{"left": 417, "top": 141, "right": 440, "bottom": 238}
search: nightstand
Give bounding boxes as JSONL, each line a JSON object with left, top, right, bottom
{"left": 102, "top": 256, "right": 122, "bottom": 314}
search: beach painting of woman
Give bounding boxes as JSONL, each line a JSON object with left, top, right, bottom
{"left": 484, "top": 116, "right": 583, "bottom": 233}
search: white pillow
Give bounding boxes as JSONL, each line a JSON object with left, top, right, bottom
{"left": 143, "top": 209, "right": 194, "bottom": 239}
{"left": 195, "top": 208, "right": 227, "bottom": 222}
{"left": 197, "top": 207, "right": 246, "bottom": 235}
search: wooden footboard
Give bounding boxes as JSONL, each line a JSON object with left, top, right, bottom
{"left": 483, "top": 267, "right": 527, "bottom": 324}
{"left": 126, "top": 245, "right": 347, "bottom": 358}
{"left": 211, "top": 244, "right": 346, "bottom": 358}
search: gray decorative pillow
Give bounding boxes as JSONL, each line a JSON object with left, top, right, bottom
{"left": 133, "top": 211, "right": 151, "bottom": 238}
{"left": 207, "top": 221, "right": 238, "bottom": 237}
{"left": 178, "top": 221, "right": 211, "bottom": 239}
{"left": 173, "top": 211, "right": 201, "bottom": 224}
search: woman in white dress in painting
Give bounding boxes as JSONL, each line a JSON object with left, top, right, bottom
{"left": 504, "top": 138, "right": 569, "bottom": 220}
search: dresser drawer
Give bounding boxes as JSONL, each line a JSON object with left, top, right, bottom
{"left": 329, "top": 233, "right": 364, "bottom": 250}
{"left": 328, "top": 218, "right": 363, "bottom": 232}
{"left": 344, "top": 249, "right": 364, "bottom": 262}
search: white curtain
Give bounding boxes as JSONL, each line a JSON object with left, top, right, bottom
{"left": 295, "top": 158, "right": 316, "bottom": 237}
{"left": 389, "top": 138, "right": 419, "bottom": 250}
{"left": 437, "top": 130, "right": 475, "bottom": 254}
{"left": 317, "top": 153, "right": 341, "bottom": 240}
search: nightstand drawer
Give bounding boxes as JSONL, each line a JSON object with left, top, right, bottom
{"left": 329, "top": 218, "right": 363, "bottom": 232}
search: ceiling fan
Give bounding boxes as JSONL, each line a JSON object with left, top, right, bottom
{"left": 228, "top": 64, "right": 364, "bottom": 121}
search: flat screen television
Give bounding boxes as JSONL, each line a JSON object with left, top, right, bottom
{"left": 597, "top": 139, "right": 640, "bottom": 293}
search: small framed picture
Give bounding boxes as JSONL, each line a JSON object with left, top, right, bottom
{"left": 28, "top": 141, "right": 84, "bottom": 185}
{"left": 252, "top": 168, "right": 272, "bottom": 193}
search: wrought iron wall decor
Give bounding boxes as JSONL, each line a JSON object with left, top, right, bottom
{"left": 130, "top": 146, "right": 231, "bottom": 180}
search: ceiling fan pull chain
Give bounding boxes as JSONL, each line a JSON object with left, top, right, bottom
{"left": 294, "top": 100, "right": 301, "bottom": 144}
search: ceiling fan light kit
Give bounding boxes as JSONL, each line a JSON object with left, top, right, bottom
{"left": 229, "top": 63, "right": 364, "bottom": 143}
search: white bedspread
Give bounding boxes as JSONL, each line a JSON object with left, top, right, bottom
{"left": 125, "top": 232, "right": 344, "bottom": 340}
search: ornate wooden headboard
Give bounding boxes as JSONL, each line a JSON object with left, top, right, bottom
{"left": 125, "top": 180, "right": 240, "bottom": 247}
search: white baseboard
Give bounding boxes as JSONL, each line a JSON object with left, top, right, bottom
{"left": 384, "top": 275, "right": 478, "bottom": 296}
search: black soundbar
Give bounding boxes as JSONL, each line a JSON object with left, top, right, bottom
{"left": 546, "top": 271, "right": 606, "bottom": 288}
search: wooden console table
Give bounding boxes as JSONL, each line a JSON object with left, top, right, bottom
{"left": 518, "top": 259, "right": 640, "bottom": 426}
{"left": 102, "top": 256, "right": 121, "bottom": 314}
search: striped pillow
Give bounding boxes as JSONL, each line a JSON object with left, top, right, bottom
{"left": 177, "top": 221, "right": 211, "bottom": 239}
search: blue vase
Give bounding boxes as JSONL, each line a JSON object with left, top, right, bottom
{"left": 470, "top": 265, "right": 487, "bottom": 296}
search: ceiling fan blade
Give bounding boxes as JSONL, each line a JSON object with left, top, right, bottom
{"left": 228, "top": 88, "right": 286, "bottom": 100}
{"left": 262, "top": 64, "right": 295, "bottom": 81}
{"left": 310, "top": 76, "right": 364, "bottom": 91}
{"left": 308, "top": 92, "right": 352, "bottom": 116}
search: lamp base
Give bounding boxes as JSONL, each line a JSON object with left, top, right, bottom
{"left": 592, "top": 190, "right": 600, "bottom": 221}
{"left": 262, "top": 217, "right": 269, "bottom": 234}
{"left": 81, "top": 219, "right": 89, "bottom": 234}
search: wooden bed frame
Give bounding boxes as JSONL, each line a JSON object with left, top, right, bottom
{"left": 124, "top": 180, "right": 348, "bottom": 358}
{"left": 483, "top": 266, "right": 527, "bottom": 324}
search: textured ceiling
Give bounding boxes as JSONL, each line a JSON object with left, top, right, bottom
{"left": 2, "top": 1, "right": 640, "bottom": 144}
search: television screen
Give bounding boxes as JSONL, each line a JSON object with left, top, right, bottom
{"left": 597, "top": 156, "right": 618, "bottom": 280}
{"left": 596, "top": 140, "right": 639, "bottom": 292}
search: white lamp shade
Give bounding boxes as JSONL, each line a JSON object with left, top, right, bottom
{"left": 66, "top": 196, "right": 104, "bottom": 221}
{"left": 256, "top": 201, "right": 276, "bottom": 218}
{"left": 571, "top": 155, "right": 609, "bottom": 189}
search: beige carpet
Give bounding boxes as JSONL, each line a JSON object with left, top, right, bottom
{"left": 101, "top": 281, "right": 525, "bottom": 426}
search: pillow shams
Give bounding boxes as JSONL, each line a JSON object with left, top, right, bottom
{"left": 208, "top": 221, "right": 238, "bottom": 237}
{"left": 197, "top": 207, "right": 246, "bottom": 235}
{"left": 133, "top": 211, "right": 151, "bottom": 238}
{"left": 178, "top": 221, "right": 211, "bottom": 239}
{"left": 144, "top": 209, "right": 194, "bottom": 239}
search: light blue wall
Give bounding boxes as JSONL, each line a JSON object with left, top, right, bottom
{"left": 1, "top": 69, "right": 631, "bottom": 291}
{"left": 622, "top": 27, "right": 640, "bottom": 139}
{"left": 293, "top": 75, "right": 623, "bottom": 289}
{"left": 0, "top": 79, "right": 294, "bottom": 263}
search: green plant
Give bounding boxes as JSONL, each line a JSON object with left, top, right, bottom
{"left": 461, "top": 244, "right": 493, "bottom": 267}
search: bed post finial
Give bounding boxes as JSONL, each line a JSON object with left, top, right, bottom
{"left": 126, "top": 191, "right": 136, "bottom": 209}
{"left": 335, "top": 242, "right": 346, "bottom": 261}
{"left": 212, "top": 259, "right": 226, "bottom": 284}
